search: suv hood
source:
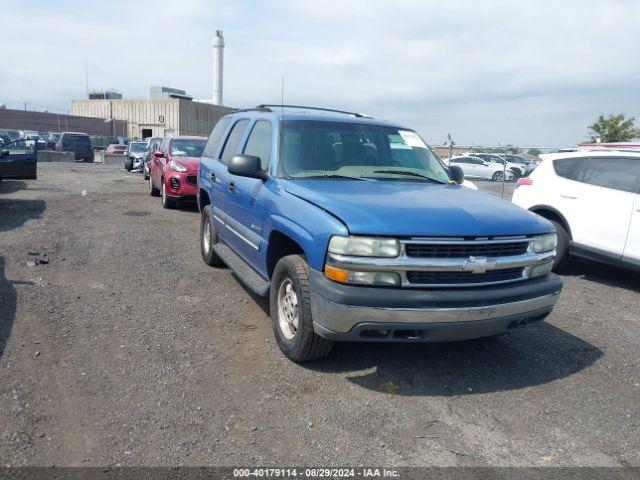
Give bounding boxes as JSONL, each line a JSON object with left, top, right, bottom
{"left": 170, "top": 156, "right": 200, "bottom": 171}
{"left": 282, "top": 179, "right": 552, "bottom": 237}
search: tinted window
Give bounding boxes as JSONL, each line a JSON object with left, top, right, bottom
{"left": 553, "top": 157, "right": 583, "bottom": 179}
{"left": 203, "top": 117, "right": 231, "bottom": 158}
{"left": 63, "top": 134, "right": 90, "bottom": 145}
{"left": 243, "top": 120, "right": 272, "bottom": 169}
{"left": 579, "top": 157, "right": 640, "bottom": 193}
{"left": 220, "top": 119, "right": 249, "bottom": 165}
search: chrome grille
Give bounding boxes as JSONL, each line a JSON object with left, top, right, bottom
{"left": 407, "top": 267, "right": 524, "bottom": 285}
{"left": 405, "top": 241, "right": 529, "bottom": 258}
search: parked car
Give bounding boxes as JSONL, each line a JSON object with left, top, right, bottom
{"left": 446, "top": 155, "right": 515, "bottom": 182}
{"left": 148, "top": 135, "right": 207, "bottom": 208}
{"left": 143, "top": 137, "right": 162, "bottom": 179}
{"left": 21, "top": 131, "right": 47, "bottom": 150}
{"left": 0, "top": 129, "right": 22, "bottom": 145}
{"left": 55, "top": 132, "right": 94, "bottom": 162}
{"left": 512, "top": 150, "right": 640, "bottom": 271}
{"left": 124, "top": 141, "right": 149, "bottom": 172}
{"left": 0, "top": 138, "right": 37, "bottom": 181}
{"left": 105, "top": 144, "right": 128, "bottom": 155}
{"left": 197, "top": 105, "right": 562, "bottom": 362}
{"left": 470, "top": 153, "right": 526, "bottom": 179}
{"left": 505, "top": 154, "right": 537, "bottom": 175}
{"left": 45, "top": 133, "right": 60, "bottom": 150}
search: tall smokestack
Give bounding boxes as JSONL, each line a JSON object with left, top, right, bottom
{"left": 213, "top": 30, "right": 224, "bottom": 106}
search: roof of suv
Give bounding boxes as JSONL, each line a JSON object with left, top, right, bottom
{"left": 228, "top": 105, "right": 408, "bottom": 129}
{"left": 540, "top": 149, "right": 640, "bottom": 161}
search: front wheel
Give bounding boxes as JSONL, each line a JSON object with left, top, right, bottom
{"left": 161, "top": 180, "right": 176, "bottom": 209}
{"left": 200, "top": 205, "right": 224, "bottom": 266}
{"left": 492, "top": 171, "right": 504, "bottom": 182}
{"left": 270, "top": 255, "right": 333, "bottom": 362}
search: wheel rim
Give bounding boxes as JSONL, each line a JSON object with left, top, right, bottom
{"left": 203, "top": 220, "right": 211, "bottom": 254}
{"left": 149, "top": 175, "right": 153, "bottom": 192}
{"left": 277, "top": 278, "right": 299, "bottom": 340}
{"left": 494, "top": 172, "right": 503, "bottom": 181}
{"left": 161, "top": 182, "right": 166, "bottom": 203}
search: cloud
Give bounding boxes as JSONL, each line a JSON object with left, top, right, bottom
{"left": 1, "top": 0, "right": 639, "bottom": 146}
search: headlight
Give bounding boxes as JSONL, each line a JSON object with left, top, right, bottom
{"left": 328, "top": 236, "right": 399, "bottom": 257}
{"left": 170, "top": 160, "right": 187, "bottom": 172}
{"left": 532, "top": 233, "right": 557, "bottom": 253}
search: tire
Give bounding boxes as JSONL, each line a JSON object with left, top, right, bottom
{"left": 200, "top": 205, "right": 224, "bottom": 267}
{"left": 492, "top": 171, "right": 504, "bottom": 182}
{"left": 550, "top": 220, "right": 570, "bottom": 271}
{"left": 270, "top": 255, "right": 333, "bottom": 362}
{"left": 148, "top": 174, "right": 160, "bottom": 196}
{"left": 125, "top": 158, "right": 133, "bottom": 171}
{"left": 161, "top": 180, "right": 176, "bottom": 209}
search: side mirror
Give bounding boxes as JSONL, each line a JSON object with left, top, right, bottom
{"left": 448, "top": 165, "right": 465, "bottom": 184}
{"left": 153, "top": 150, "right": 165, "bottom": 158}
{"left": 228, "top": 154, "right": 267, "bottom": 180}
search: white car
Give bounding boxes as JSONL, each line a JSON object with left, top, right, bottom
{"left": 470, "top": 153, "right": 527, "bottom": 178}
{"left": 446, "top": 156, "right": 515, "bottom": 182}
{"left": 512, "top": 150, "right": 640, "bottom": 271}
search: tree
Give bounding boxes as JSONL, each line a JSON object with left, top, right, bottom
{"left": 588, "top": 114, "right": 640, "bottom": 143}
{"left": 527, "top": 148, "right": 541, "bottom": 156}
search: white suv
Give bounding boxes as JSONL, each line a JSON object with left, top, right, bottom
{"left": 512, "top": 150, "right": 640, "bottom": 271}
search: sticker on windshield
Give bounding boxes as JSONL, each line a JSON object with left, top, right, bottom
{"left": 398, "top": 130, "right": 427, "bottom": 149}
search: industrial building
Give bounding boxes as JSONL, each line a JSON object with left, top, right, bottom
{"left": 0, "top": 107, "right": 127, "bottom": 136}
{"left": 70, "top": 31, "right": 232, "bottom": 140}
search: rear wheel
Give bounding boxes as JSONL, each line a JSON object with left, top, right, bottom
{"left": 270, "top": 255, "right": 333, "bottom": 362}
{"left": 161, "top": 180, "right": 176, "bottom": 209}
{"left": 148, "top": 174, "right": 159, "bottom": 196}
{"left": 200, "top": 205, "right": 224, "bottom": 266}
{"left": 492, "top": 171, "right": 504, "bottom": 182}
{"left": 550, "top": 220, "right": 570, "bottom": 271}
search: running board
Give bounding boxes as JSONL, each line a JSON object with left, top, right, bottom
{"left": 213, "top": 242, "right": 270, "bottom": 296}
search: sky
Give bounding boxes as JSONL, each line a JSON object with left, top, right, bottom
{"left": 1, "top": 0, "right": 639, "bottom": 147}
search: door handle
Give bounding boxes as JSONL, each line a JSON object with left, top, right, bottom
{"left": 560, "top": 194, "right": 578, "bottom": 200}
{"left": 210, "top": 172, "right": 216, "bottom": 182}
{"left": 228, "top": 182, "right": 236, "bottom": 192}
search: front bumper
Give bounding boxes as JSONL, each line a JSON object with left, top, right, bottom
{"left": 165, "top": 171, "right": 198, "bottom": 199}
{"left": 309, "top": 269, "right": 562, "bottom": 342}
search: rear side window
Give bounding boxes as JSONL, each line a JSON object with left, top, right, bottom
{"left": 579, "top": 157, "right": 640, "bottom": 193}
{"left": 553, "top": 157, "right": 583, "bottom": 180}
{"left": 64, "top": 134, "right": 90, "bottom": 145}
{"left": 243, "top": 120, "right": 272, "bottom": 169}
{"left": 203, "top": 117, "right": 231, "bottom": 158}
{"left": 220, "top": 119, "right": 249, "bottom": 165}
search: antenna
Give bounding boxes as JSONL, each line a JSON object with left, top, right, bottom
{"left": 281, "top": 76, "right": 284, "bottom": 113}
{"left": 85, "top": 59, "right": 89, "bottom": 98}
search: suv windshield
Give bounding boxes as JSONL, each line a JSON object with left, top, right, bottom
{"left": 281, "top": 120, "right": 449, "bottom": 183}
{"left": 129, "top": 142, "right": 148, "bottom": 153}
{"left": 170, "top": 139, "right": 206, "bottom": 157}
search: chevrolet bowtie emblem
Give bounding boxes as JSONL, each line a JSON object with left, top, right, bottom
{"left": 462, "top": 256, "right": 496, "bottom": 274}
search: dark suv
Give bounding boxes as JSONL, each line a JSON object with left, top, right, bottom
{"left": 55, "top": 132, "right": 94, "bottom": 162}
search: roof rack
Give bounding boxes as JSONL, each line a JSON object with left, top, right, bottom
{"left": 231, "top": 106, "right": 272, "bottom": 114}
{"left": 255, "top": 104, "right": 372, "bottom": 118}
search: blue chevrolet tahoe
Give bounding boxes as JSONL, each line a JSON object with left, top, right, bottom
{"left": 198, "top": 105, "right": 562, "bottom": 362}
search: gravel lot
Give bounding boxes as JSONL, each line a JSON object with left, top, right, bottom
{"left": 1, "top": 163, "right": 639, "bottom": 467}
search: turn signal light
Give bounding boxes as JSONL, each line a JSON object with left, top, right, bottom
{"left": 324, "top": 265, "right": 349, "bottom": 283}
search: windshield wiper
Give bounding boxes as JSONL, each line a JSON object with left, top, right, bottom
{"left": 371, "top": 170, "right": 445, "bottom": 183}
{"left": 298, "top": 174, "right": 367, "bottom": 181}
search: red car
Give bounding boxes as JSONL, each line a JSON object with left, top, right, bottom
{"left": 148, "top": 136, "right": 207, "bottom": 208}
